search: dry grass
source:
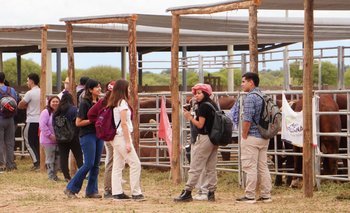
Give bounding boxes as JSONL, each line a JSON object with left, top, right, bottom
{"left": 0, "top": 158, "right": 350, "bottom": 213}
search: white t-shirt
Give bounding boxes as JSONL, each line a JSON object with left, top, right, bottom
{"left": 23, "top": 86, "right": 41, "bottom": 123}
{"left": 113, "top": 99, "right": 133, "bottom": 135}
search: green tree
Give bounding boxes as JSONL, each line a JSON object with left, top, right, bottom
{"left": 345, "top": 68, "right": 350, "bottom": 87}
{"left": 3, "top": 58, "right": 41, "bottom": 86}
{"left": 290, "top": 61, "right": 338, "bottom": 86}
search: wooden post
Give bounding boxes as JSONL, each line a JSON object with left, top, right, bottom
{"left": 303, "top": 0, "right": 314, "bottom": 198}
{"left": 128, "top": 16, "right": 140, "bottom": 152}
{"left": 170, "top": 14, "right": 181, "bottom": 184}
{"left": 39, "top": 26, "right": 48, "bottom": 171}
{"left": 65, "top": 22, "right": 78, "bottom": 175}
{"left": 249, "top": 3, "right": 258, "bottom": 73}
{"left": 65, "top": 23, "right": 76, "bottom": 105}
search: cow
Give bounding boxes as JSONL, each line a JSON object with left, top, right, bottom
{"left": 290, "top": 94, "right": 341, "bottom": 187}
{"left": 335, "top": 94, "right": 348, "bottom": 171}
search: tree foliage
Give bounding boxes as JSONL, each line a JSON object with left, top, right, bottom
{"left": 3, "top": 58, "right": 41, "bottom": 86}
{"left": 290, "top": 61, "right": 338, "bottom": 86}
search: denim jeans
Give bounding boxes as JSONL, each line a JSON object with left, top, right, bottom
{"left": 67, "top": 133, "right": 104, "bottom": 195}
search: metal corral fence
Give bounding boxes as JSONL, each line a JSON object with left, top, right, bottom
{"left": 137, "top": 90, "right": 350, "bottom": 188}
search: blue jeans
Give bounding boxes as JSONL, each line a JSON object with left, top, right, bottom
{"left": 67, "top": 133, "right": 104, "bottom": 195}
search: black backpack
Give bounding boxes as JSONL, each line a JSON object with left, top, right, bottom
{"left": 205, "top": 102, "right": 233, "bottom": 146}
{"left": 53, "top": 115, "right": 75, "bottom": 143}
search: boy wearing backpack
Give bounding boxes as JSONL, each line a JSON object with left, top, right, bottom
{"left": 236, "top": 72, "right": 272, "bottom": 204}
{"left": 0, "top": 72, "right": 18, "bottom": 172}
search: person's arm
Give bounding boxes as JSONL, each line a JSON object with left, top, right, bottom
{"left": 120, "top": 109, "right": 132, "bottom": 153}
{"left": 242, "top": 121, "right": 251, "bottom": 140}
{"left": 18, "top": 99, "right": 28, "bottom": 109}
{"left": 76, "top": 117, "right": 91, "bottom": 127}
{"left": 184, "top": 109, "right": 205, "bottom": 129}
{"left": 39, "top": 110, "right": 55, "bottom": 141}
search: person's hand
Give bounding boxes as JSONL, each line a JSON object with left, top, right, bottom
{"left": 126, "top": 143, "right": 131, "bottom": 153}
{"left": 50, "top": 134, "right": 56, "bottom": 142}
{"left": 183, "top": 109, "right": 192, "bottom": 121}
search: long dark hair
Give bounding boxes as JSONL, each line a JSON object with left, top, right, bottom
{"left": 200, "top": 91, "right": 218, "bottom": 109}
{"left": 54, "top": 93, "right": 74, "bottom": 117}
{"left": 46, "top": 96, "right": 60, "bottom": 115}
{"left": 108, "top": 79, "right": 130, "bottom": 108}
{"left": 83, "top": 78, "right": 99, "bottom": 101}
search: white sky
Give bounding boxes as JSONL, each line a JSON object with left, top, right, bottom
{"left": 0, "top": 0, "right": 349, "bottom": 71}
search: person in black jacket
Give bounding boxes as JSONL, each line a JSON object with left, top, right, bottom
{"left": 53, "top": 92, "right": 83, "bottom": 182}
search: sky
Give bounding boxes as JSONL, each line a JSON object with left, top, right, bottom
{"left": 0, "top": 0, "right": 349, "bottom": 72}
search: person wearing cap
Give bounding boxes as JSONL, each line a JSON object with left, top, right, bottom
{"left": 174, "top": 83, "right": 219, "bottom": 202}
{"left": 58, "top": 77, "right": 70, "bottom": 99}
{"left": 87, "top": 80, "right": 115, "bottom": 199}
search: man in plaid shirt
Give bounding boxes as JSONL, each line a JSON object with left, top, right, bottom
{"left": 236, "top": 72, "right": 272, "bottom": 204}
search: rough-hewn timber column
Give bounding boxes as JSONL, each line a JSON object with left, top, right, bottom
{"left": 128, "top": 16, "right": 139, "bottom": 152}
{"left": 39, "top": 27, "right": 48, "bottom": 171}
{"left": 66, "top": 23, "right": 76, "bottom": 105}
{"left": 303, "top": 0, "right": 314, "bottom": 198}
{"left": 249, "top": 4, "right": 258, "bottom": 73}
{"left": 170, "top": 14, "right": 181, "bottom": 184}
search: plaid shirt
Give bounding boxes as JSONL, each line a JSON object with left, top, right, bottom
{"left": 242, "top": 87, "right": 264, "bottom": 138}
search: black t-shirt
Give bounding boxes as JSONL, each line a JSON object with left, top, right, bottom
{"left": 78, "top": 98, "right": 96, "bottom": 137}
{"left": 196, "top": 101, "right": 217, "bottom": 135}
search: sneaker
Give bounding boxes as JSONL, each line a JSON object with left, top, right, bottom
{"left": 132, "top": 194, "right": 145, "bottom": 201}
{"left": 113, "top": 193, "right": 131, "bottom": 201}
{"left": 236, "top": 196, "right": 256, "bottom": 204}
{"left": 30, "top": 165, "right": 40, "bottom": 171}
{"left": 0, "top": 167, "right": 6, "bottom": 173}
{"left": 256, "top": 197, "right": 272, "bottom": 203}
{"left": 193, "top": 193, "right": 208, "bottom": 201}
{"left": 64, "top": 188, "right": 77, "bottom": 199}
{"left": 85, "top": 193, "right": 102, "bottom": 199}
{"left": 104, "top": 191, "right": 113, "bottom": 199}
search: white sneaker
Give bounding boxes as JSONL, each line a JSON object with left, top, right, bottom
{"left": 193, "top": 193, "right": 208, "bottom": 201}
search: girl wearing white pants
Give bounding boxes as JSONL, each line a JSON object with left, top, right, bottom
{"left": 108, "top": 79, "right": 143, "bottom": 201}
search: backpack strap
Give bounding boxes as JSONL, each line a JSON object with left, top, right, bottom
{"left": 203, "top": 102, "right": 218, "bottom": 113}
{"left": 249, "top": 91, "right": 265, "bottom": 125}
{"left": 0, "top": 86, "right": 8, "bottom": 98}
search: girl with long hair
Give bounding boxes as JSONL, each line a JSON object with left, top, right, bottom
{"left": 108, "top": 79, "right": 144, "bottom": 201}
{"left": 64, "top": 79, "right": 104, "bottom": 199}
{"left": 39, "top": 96, "right": 60, "bottom": 181}
{"left": 87, "top": 80, "right": 115, "bottom": 198}
{"left": 53, "top": 92, "right": 83, "bottom": 182}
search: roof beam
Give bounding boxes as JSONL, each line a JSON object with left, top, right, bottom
{"left": 167, "top": 0, "right": 261, "bottom": 15}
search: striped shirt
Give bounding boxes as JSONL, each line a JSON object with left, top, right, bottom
{"left": 242, "top": 87, "right": 264, "bottom": 138}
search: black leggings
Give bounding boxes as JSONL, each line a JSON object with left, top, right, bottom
{"left": 57, "top": 135, "right": 83, "bottom": 180}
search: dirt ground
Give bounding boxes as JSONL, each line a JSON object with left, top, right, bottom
{"left": 0, "top": 158, "right": 350, "bottom": 213}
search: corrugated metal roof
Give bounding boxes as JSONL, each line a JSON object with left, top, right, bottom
{"left": 167, "top": 0, "right": 350, "bottom": 11}
{"left": 0, "top": 14, "right": 349, "bottom": 53}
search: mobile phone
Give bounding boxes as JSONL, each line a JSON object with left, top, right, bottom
{"left": 183, "top": 104, "right": 191, "bottom": 111}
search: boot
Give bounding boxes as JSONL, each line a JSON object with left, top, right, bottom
{"left": 174, "top": 190, "right": 192, "bottom": 202}
{"left": 208, "top": 191, "right": 215, "bottom": 201}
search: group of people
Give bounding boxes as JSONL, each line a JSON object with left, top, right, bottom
{"left": 175, "top": 72, "right": 272, "bottom": 204}
{"left": 0, "top": 70, "right": 272, "bottom": 203}
{"left": 0, "top": 72, "right": 143, "bottom": 201}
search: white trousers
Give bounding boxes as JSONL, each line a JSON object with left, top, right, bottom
{"left": 111, "top": 135, "right": 142, "bottom": 196}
